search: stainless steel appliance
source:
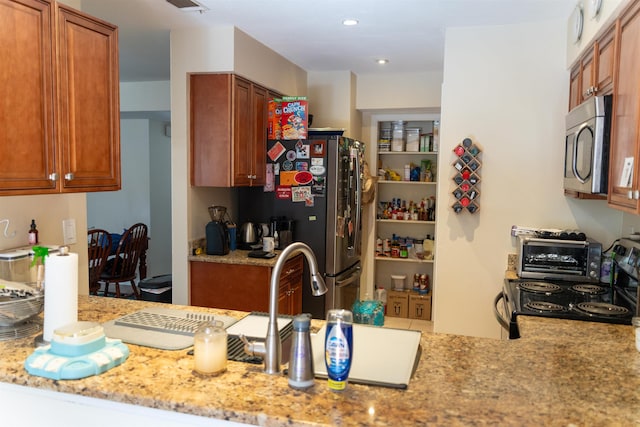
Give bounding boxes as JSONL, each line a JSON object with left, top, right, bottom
{"left": 496, "top": 233, "right": 632, "bottom": 339}
{"left": 516, "top": 234, "right": 602, "bottom": 282}
{"left": 564, "top": 95, "right": 612, "bottom": 194}
{"left": 495, "top": 278, "right": 633, "bottom": 339}
{"left": 237, "top": 130, "right": 364, "bottom": 318}
{"left": 608, "top": 238, "right": 640, "bottom": 317}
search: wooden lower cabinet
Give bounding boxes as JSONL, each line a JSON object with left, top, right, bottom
{"left": 190, "top": 255, "right": 303, "bottom": 315}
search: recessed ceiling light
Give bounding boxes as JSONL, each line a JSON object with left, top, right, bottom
{"left": 342, "top": 19, "right": 359, "bottom": 26}
{"left": 376, "top": 59, "right": 389, "bottom": 65}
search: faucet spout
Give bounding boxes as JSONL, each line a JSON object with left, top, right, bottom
{"left": 246, "top": 242, "right": 327, "bottom": 375}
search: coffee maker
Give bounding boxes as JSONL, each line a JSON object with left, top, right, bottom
{"left": 270, "top": 216, "right": 294, "bottom": 249}
{"left": 206, "top": 206, "right": 230, "bottom": 255}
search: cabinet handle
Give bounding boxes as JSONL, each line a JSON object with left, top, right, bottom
{"left": 64, "top": 173, "right": 74, "bottom": 181}
{"left": 48, "top": 173, "right": 58, "bottom": 182}
{"left": 635, "top": 190, "right": 640, "bottom": 200}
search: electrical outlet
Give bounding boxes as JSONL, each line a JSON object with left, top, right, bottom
{"left": 62, "top": 219, "right": 77, "bottom": 245}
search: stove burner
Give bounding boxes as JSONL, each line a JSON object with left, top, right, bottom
{"left": 573, "top": 302, "right": 630, "bottom": 317}
{"left": 525, "top": 301, "right": 566, "bottom": 313}
{"left": 570, "top": 284, "right": 606, "bottom": 296}
{"left": 518, "top": 281, "right": 562, "bottom": 295}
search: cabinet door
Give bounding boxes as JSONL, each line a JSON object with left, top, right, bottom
{"left": 190, "top": 261, "right": 270, "bottom": 311}
{"left": 190, "top": 73, "right": 233, "bottom": 187}
{"left": 579, "top": 48, "right": 594, "bottom": 103}
{"left": 232, "top": 76, "right": 253, "bottom": 186}
{"left": 595, "top": 25, "right": 616, "bottom": 96}
{"left": 609, "top": 2, "right": 640, "bottom": 211}
{"left": 251, "top": 84, "right": 267, "bottom": 186}
{"left": 569, "top": 64, "right": 581, "bottom": 111}
{"left": 56, "top": 4, "right": 120, "bottom": 192}
{"left": 0, "top": 0, "right": 57, "bottom": 194}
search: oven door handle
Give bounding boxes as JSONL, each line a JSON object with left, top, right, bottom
{"left": 493, "top": 292, "right": 510, "bottom": 331}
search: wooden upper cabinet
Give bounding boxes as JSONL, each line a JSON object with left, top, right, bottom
{"left": 191, "top": 73, "right": 269, "bottom": 187}
{"left": 0, "top": 0, "right": 120, "bottom": 196}
{"left": 595, "top": 25, "right": 616, "bottom": 97}
{"left": 568, "top": 23, "right": 617, "bottom": 111}
{"left": 608, "top": 2, "right": 640, "bottom": 212}
{"left": 251, "top": 84, "right": 268, "bottom": 186}
{"left": 0, "top": 0, "right": 56, "bottom": 194}
{"left": 580, "top": 48, "right": 595, "bottom": 102}
{"left": 569, "top": 65, "right": 581, "bottom": 111}
{"left": 56, "top": 4, "right": 120, "bottom": 192}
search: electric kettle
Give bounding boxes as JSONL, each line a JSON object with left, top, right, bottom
{"left": 240, "top": 222, "right": 260, "bottom": 245}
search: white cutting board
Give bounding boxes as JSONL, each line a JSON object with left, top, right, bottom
{"left": 311, "top": 324, "right": 421, "bottom": 389}
{"left": 225, "top": 314, "right": 292, "bottom": 338}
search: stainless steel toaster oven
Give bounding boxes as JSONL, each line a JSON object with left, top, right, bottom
{"left": 516, "top": 235, "right": 602, "bottom": 282}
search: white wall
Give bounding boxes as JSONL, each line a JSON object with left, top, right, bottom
{"left": 0, "top": 194, "right": 89, "bottom": 293}
{"left": 120, "top": 81, "right": 171, "bottom": 112}
{"left": 307, "top": 71, "right": 353, "bottom": 132}
{"left": 149, "top": 120, "right": 172, "bottom": 276}
{"left": 356, "top": 71, "right": 443, "bottom": 110}
{"left": 87, "top": 119, "right": 151, "bottom": 234}
{"left": 434, "top": 19, "right": 622, "bottom": 339}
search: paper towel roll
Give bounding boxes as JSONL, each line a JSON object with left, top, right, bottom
{"left": 43, "top": 251, "right": 78, "bottom": 342}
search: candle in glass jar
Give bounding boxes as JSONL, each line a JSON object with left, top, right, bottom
{"left": 194, "top": 320, "right": 227, "bottom": 375}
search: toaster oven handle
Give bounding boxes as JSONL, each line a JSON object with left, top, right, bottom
{"left": 493, "top": 292, "right": 510, "bottom": 331}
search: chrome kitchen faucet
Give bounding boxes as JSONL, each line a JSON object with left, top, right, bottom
{"left": 240, "top": 242, "right": 327, "bottom": 374}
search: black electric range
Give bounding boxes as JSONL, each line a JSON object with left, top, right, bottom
{"left": 495, "top": 278, "right": 633, "bottom": 339}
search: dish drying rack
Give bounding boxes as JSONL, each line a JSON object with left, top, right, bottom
{"left": 102, "top": 306, "right": 238, "bottom": 350}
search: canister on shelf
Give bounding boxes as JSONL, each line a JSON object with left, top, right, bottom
{"left": 391, "top": 121, "right": 405, "bottom": 152}
{"left": 400, "top": 245, "right": 408, "bottom": 258}
{"left": 391, "top": 243, "right": 400, "bottom": 258}
{"left": 383, "top": 239, "right": 391, "bottom": 256}
{"left": 376, "top": 237, "right": 383, "bottom": 256}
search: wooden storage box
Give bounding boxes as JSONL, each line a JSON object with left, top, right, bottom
{"left": 408, "top": 292, "right": 432, "bottom": 320}
{"left": 387, "top": 290, "right": 409, "bottom": 318}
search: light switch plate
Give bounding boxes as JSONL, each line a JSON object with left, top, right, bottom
{"left": 62, "top": 219, "right": 77, "bottom": 245}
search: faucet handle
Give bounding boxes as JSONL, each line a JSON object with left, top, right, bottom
{"left": 240, "top": 334, "right": 266, "bottom": 358}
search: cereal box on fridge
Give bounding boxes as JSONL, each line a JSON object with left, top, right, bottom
{"left": 280, "top": 96, "right": 308, "bottom": 140}
{"left": 268, "top": 98, "right": 282, "bottom": 140}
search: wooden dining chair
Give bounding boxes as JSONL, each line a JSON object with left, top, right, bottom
{"left": 87, "top": 229, "right": 112, "bottom": 296}
{"left": 98, "top": 223, "right": 148, "bottom": 299}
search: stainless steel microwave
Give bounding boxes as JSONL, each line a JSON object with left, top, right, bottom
{"left": 564, "top": 95, "right": 612, "bottom": 194}
{"left": 516, "top": 235, "right": 602, "bottom": 282}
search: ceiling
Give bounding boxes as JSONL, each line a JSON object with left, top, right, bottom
{"left": 79, "top": 0, "right": 574, "bottom": 83}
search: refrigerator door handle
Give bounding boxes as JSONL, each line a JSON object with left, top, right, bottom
{"left": 335, "top": 267, "right": 361, "bottom": 288}
{"left": 352, "top": 147, "right": 362, "bottom": 254}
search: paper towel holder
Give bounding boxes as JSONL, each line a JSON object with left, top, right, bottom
{"left": 34, "top": 245, "right": 78, "bottom": 348}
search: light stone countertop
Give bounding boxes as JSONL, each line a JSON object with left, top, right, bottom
{"left": 2, "top": 296, "right": 640, "bottom": 426}
{"left": 188, "top": 250, "right": 281, "bottom": 267}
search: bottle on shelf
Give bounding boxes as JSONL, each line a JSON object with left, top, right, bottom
{"left": 28, "top": 219, "right": 38, "bottom": 245}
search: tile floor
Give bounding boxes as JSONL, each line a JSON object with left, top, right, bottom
{"left": 383, "top": 316, "right": 433, "bottom": 333}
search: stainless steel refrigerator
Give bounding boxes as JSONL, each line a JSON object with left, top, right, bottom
{"left": 236, "top": 130, "right": 364, "bottom": 318}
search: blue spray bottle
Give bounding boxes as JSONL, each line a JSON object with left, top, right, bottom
{"left": 324, "top": 309, "right": 353, "bottom": 392}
